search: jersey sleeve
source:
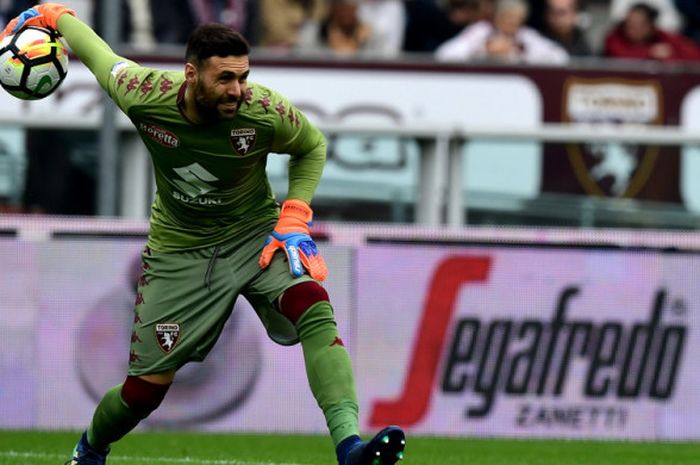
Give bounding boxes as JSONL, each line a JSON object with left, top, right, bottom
{"left": 106, "top": 65, "right": 172, "bottom": 115}
{"left": 56, "top": 14, "right": 135, "bottom": 91}
{"left": 269, "top": 92, "right": 327, "bottom": 204}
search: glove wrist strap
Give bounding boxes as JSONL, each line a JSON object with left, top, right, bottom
{"left": 281, "top": 199, "right": 313, "bottom": 223}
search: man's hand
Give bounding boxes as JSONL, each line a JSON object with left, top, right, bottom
{"left": 0, "top": 3, "right": 75, "bottom": 41}
{"left": 258, "top": 199, "right": 328, "bottom": 281}
{"left": 650, "top": 43, "right": 672, "bottom": 60}
{"left": 485, "top": 34, "right": 518, "bottom": 59}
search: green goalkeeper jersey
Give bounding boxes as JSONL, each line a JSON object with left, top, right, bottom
{"left": 58, "top": 15, "right": 326, "bottom": 252}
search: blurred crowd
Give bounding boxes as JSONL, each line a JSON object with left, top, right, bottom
{"left": 2, "top": 0, "right": 700, "bottom": 65}
{"left": 2, "top": 1, "right": 700, "bottom": 216}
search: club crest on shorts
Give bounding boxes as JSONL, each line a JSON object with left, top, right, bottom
{"left": 230, "top": 128, "right": 256, "bottom": 155}
{"left": 155, "top": 323, "right": 180, "bottom": 353}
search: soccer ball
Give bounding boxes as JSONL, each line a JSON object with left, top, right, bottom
{"left": 0, "top": 26, "right": 68, "bottom": 100}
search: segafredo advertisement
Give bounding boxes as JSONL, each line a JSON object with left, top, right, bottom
{"left": 358, "top": 245, "right": 699, "bottom": 440}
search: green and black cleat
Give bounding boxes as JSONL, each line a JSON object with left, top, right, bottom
{"left": 346, "top": 426, "right": 406, "bottom": 465}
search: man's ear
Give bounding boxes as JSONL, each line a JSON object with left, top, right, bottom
{"left": 184, "top": 63, "right": 197, "bottom": 83}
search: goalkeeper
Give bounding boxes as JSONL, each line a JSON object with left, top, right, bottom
{"left": 0, "top": 4, "right": 406, "bottom": 465}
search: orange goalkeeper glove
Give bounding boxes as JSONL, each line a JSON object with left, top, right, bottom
{"left": 258, "top": 199, "right": 328, "bottom": 281}
{"left": 0, "top": 3, "right": 75, "bottom": 41}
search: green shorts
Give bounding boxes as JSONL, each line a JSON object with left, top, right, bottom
{"left": 127, "top": 221, "right": 314, "bottom": 376}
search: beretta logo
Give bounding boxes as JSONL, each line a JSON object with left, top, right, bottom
{"left": 139, "top": 122, "right": 180, "bottom": 148}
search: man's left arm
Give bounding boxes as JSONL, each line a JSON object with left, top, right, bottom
{"left": 259, "top": 98, "right": 328, "bottom": 281}
{"left": 271, "top": 102, "right": 327, "bottom": 204}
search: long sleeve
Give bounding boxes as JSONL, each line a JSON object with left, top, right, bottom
{"left": 269, "top": 94, "right": 326, "bottom": 204}
{"left": 520, "top": 28, "right": 569, "bottom": 65}
{"left": 435, "top": 21, "right": 492, "bottom": 62}
{"left": 56, "top": 13, "right": 132, "bottom": 91}
{"left": 286, "top": 132, "right": 326, "bottom": 204}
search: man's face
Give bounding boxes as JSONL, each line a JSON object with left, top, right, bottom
{"left": 188, "top": 55, "right": 250, "bottom": 122}
{"left": 624, "top": 10, "right": 653, "bottom": 44}
{"left": 494, "top": 8, "right": 527, "bottom": 37}
{"left": 332, "top": 3, "right": 360, "bottom": 30}
{"left": 546, "top": 0, "right": 577, "bottom": 36}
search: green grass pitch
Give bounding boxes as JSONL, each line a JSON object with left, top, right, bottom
{"left": 0, "top": 430, "right": 698, "bottom": 465}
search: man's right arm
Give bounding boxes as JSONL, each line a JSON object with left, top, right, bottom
{"left": 56, "top": 14, "right": 133, "bottom": 91}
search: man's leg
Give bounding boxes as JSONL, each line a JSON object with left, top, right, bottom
{"left": 280, "top": 282, "right": 359, "bottom": 445}
{"left": 68, "top": 372, "right": 173, "bottom": 464}
{"left": 87, "top": 372, "right": 173, "bottom": 449}
{"left": 69, "top": 243, "right": 237, "bottom": 464}
{"left": 280, "top": 282, "right": 405, "bottom": 465}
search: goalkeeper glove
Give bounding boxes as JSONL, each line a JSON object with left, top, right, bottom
{"left": 0, "top": 3, "right": 75, "bottom": 41}
{"left": 258, "top": 199, "right": 328, "bottom": 281}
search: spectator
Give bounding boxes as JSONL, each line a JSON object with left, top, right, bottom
{"left": 259, "top": 0, "right": 325, "bottom": 48}
{"left": 357, "top": 0, "right": 405, "bottom": 57}
{"left": 435, "top": 0, "right": 569, "bottom": 64}
{"left": 297, "top": 0, "right": 373, "bottom": 57}
{"left": 94, "top": 0, "right": 259, "bottom": 47}
{"left": 610, "top": 0, "right": 682, "bottom": 33}
{"left": 189, "top": 0, "right": 259, "bottom": 45}
{"left": 540, "top": 0, "right": 593, "bottom": 56}
{"left": 92, "top": 0, "right": 156, "bottom": 49}
{"left": 604, "top": 2, "right": 700, "bottom": 62}
{"left": 403, "top": 0, "right": 490, "bottom": 53}
{"left": 674, "top": 0, "right": 700, "bottom": 45}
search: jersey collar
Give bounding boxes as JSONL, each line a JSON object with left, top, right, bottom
{"left": 176, "top": 81, "right": 198, "bottom": 125}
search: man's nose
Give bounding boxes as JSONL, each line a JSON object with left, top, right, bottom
{"left": 228, "top": 81, "right": 241, "bottom": 97}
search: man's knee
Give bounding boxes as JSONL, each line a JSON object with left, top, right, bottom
{"left": 279, "top": 281, "right": 330, "bottom": 325}
{"left": 121, "top": 375, "right": 171, "bottom": 418}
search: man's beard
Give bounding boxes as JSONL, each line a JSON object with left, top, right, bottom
{"left": 193, "top": 81, "right": 242, "bottom": 123}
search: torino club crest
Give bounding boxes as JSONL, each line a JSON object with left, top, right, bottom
{"left": 156, "top": 323, "right": 180, "bottom": 353}
{"left": 230, "top": 128, "right": 256, "bottom": 155}
{"left": 562, "top": 78, "right": 663, "bottom": 197}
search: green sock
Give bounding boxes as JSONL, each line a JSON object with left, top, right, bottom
{"left": 86, "top": 384, "right": 143, "bottom": 451}
{"left": 296, "top": 302, "right": 360, "bottom": 446}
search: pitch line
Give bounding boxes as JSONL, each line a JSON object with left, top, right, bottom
{"left": 0, "top": 450, "right": 310, "bottom": 465}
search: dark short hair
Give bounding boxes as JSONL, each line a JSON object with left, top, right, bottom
{"left": 185, "top": 24, "right": 250, "bottom": 66}
{"left": 629, "top": 2, "right": 659, "bottom": 24}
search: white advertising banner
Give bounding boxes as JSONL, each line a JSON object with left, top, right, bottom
{"left": 0, "top": 62, "right": 542, "bottom": 200}
{"left": 0, "top": 238, "right": 353, "bottom": 433}
{"left": 0, "top": 63, "right": 540, "bottom": 128}
{"left": 2, "top": 235, "right": 700, "bottom": 440}
{"left": 356, "top": 245, "right": 700, "bottom": 440}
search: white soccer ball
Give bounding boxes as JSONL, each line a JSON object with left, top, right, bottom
{"left": 0, "top": 26, "right": 68, "bottom": 100}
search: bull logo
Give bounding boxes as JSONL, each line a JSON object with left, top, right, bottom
{"left": 230, "top": 128, "right": 256, "bottom": 155}
{"left": 563, "top": 78, "right": 663, "bottom": 197}
{"left": 156, "top": 323, "right": 180, "bottom": 353}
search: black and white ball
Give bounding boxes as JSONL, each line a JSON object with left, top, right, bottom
{"left": 0, "top": 26, "right": 68, "bottom": 100}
